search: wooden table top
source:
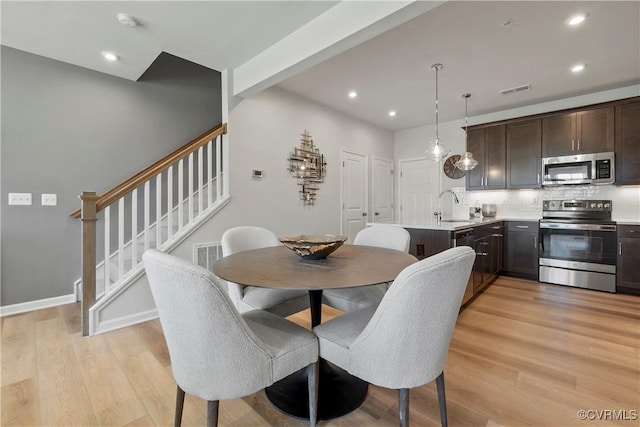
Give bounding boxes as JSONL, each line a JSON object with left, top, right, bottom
{"left": 213, "top": 244, "right": 417, "bottom": 290}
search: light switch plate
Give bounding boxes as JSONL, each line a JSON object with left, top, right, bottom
{"left": 42, "top": 194, "right": 57, "bottom": 206}
{"left": 8, "top": 193, "right": 32, "bottom": 205}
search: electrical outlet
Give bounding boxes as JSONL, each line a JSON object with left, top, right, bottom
{"left": 8, "top": 193, "right": 32, "bottom": 205}
{"left": 42, "top": 194, "right": 57, "bottom": 206}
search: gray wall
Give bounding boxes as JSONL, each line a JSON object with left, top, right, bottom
{"left": 1, "top": 47, "right": 222, "bottom": 306}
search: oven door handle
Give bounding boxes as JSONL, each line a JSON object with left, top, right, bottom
{"left": 539, "top": 223, "right": 616, "bottom": 231}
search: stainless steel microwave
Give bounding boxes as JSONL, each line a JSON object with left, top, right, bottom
{"left": 542, "top": 152, "right": 615, "bottom": 186}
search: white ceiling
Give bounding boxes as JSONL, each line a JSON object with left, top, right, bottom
{"left": 2, "top": 1, "right": 639, "bottom": 131}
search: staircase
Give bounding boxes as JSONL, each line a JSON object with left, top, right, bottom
{"left": 72, "top": 124, "right": 228, "bottom": 336}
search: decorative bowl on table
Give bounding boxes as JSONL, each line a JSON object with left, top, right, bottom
{"left": 279, "top": 234, "right": 347, "bottom": 260}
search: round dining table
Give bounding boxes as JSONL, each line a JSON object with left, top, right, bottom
{"left": 213, "top": 244, "right": 417, "bottom": 420}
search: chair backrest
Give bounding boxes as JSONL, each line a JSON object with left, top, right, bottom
{"left": 353, "top": 225, "right": 411, "bottom": 253}
{"left": 221, "top": 226, "right": 280, "bottom": 303}
{"left": 348, "top": 246, "right": 475, "bottom": 389}
{"left": 221, "top": 226, "right": 280, "bottom": 255}
{"left": 143, "top": 249, "right": 273, "bottom": 401}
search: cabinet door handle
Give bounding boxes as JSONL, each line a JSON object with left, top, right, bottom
{"left": 571, "top": 140, "right": 575, "bottom": 151}
{"left": 577, "top": 139, "right": 581, "bottom": 151}
{"left": 619, "top": 242, "right": 622, "bottom": 255}
{"left": 534, "top": 236, "right": 538, "bottom": 249}
{"left": 537, "top": 173, "right": 540, "bottom": 184}
{"left": 362, "top": 212, "right": 368, "bottom": 217}
{"left": 516, "top": 225, "right": 529, "bottom": 229}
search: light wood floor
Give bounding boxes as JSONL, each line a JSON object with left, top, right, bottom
{"left": 2, "top": 277, "right": 639, "bottom": 426}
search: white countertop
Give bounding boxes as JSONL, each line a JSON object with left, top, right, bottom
{"left": 375, "top": 217, "right": 539, "bottom": 232}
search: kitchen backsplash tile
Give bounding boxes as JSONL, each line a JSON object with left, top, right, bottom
{"left": 449, "top": 185, "right": 640, "bottom": 221}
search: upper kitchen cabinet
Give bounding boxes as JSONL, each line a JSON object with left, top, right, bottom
{"left": 542, "top": 107, "right": 614, "bottom": 157}
{"left": 506, "top": 119, "right": 542, "bottom": 189}
{"left": 615, "top": 101, "right": 640, "bottom": 185}
{"left": 466, "top": 125, "right": 506, "bottom": 191}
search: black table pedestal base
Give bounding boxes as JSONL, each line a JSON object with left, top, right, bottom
{"left": 264, "top": 360, "right": 368, "bottom": 420}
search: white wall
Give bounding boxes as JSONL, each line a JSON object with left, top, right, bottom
{"left": 173, "top": 85, "right": 394, "bottom": 260}
{"left": 393, "top": 85, "right": 640, "bottom": 222}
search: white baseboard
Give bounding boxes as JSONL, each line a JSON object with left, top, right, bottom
{"left": 0, "top": 293, "right": 77, "bottom": 317}
{"left": 92, "top": 308, "right": 158, "bottom": 336}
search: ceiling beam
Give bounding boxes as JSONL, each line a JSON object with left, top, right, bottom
{"left": 233, "top": 0, "right": 446, "bottom": 98}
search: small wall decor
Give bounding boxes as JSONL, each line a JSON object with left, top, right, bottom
{"left": 287, "top": 130, "right": 327, "bottom": 205}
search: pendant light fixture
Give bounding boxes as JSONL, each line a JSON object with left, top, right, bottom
{"left": 455, "top": 93, "right": 479, "bottom": 171}
{"left": 424, "top": 63, "right": 450, "bottom": 162}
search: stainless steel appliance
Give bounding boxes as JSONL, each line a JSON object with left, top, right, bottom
{"left": 539, "top": 200, "right": 616, "bottom": 292}
{"left": 542, "top": 152, "right": 614, "bottom": 186}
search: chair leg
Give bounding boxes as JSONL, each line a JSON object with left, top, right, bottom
{"left": 398, "top": 388, "right": 409, "bottom": 427}
{"left": 436, "top": 372, "right": 448, "bottom": 427}
{"left": 175, "top": 385, "right": 185, "bottom": 427}
{"left": 207, "top": 400, "right": 219, "bottom": 427}
{"left": 307, "top": 362, "right": 319, "bottom": 427}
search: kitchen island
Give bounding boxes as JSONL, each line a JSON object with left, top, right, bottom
{"left": 374, "top": 217, "right": 540, "bottom": 304}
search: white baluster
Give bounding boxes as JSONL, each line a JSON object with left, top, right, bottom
{"left": 104, "top": 205, "right": 111, "bottom": 294}
{"left": 156, "top": 173, "right": 162, "bottom": 248}
{"left": 198, "top": 146, "right": 203, "bottom": 215}
{"left": 168, "top": 165, "right": 174, "bottom": 238}
{"left": 118, "top": 198, "right": 125, "bottom": 280}
{"left": 217, "top": 135, "right": 223, "bottom": 199}
{"left": 144, "top": 181, "right": 150, "bottom": 252}
{"left": 178, "top": 160, "right": 184, "bottom": 231}
{"left": 131, "top": 188, "right": 138, "bottom": 270}
{"left": 207, "top": 139, "right": 213, "bottom": 208}
{"left": 188, "top": 152, "right": 194, "bottom": 224}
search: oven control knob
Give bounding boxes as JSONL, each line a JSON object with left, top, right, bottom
{"left": 590, "top": 202, "right": 597, "bottom": 208}
{"left": 597, "top": 203, "right": 603, "bottom": 208}
{"left": 604, "top": 203, "right": 611, "bottom": 209}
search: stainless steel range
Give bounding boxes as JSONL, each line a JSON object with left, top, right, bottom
{"left": 539, "top": 200, "right": 617, "bottom": 292}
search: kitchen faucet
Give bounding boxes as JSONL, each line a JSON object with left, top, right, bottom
{"left": 434, "top": 190, "right": 460, "bottom": 221}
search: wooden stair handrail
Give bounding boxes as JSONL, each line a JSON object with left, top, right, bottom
{"left": 71, "top": 123, "right": 227, "bottom": 218}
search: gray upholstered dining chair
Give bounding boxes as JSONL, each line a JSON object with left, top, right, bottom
{"left": 221, "top": 226, "right": 309, "bottom": 317}
{"left": 143, "top": 249, "right": 319, "bottom": 427}
{"left": 313, "top": 246, "right": 475, "bottom": 427}
{"left": 322, "top": 224, "right": 411, "bottom": 312}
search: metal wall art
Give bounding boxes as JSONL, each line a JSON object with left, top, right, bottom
{"left": 287, "top": 130, "right": 327, "bottom": 205}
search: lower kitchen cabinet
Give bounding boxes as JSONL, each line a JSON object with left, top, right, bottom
{"left": 617, "top": 225, "right": 640, "bottom": 295}
{"left": 473, "top": 223, "right": 504, "bottom": 294}
{"left": 504, "top": 221, "right": 539, "bottom": 279}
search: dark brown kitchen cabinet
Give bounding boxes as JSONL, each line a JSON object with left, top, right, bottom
{"left": 617, "top": 225, "right": 640, "bottom": 295}
{"left": 466, "top": 125, "right": 506, "bottom": 191}
{"left": 615, "top": 102, "right": 640, "bottom": 185}
{"left": 473, "top": 223, "right": 503, "bottom": 294}
{"left": 506, "top": 119, "right": 542, "bottom": 189}
{"left": 504, "top": 221, "right": 539, "bottom": 279}
{"left": 542, "top": 107, "right": 614, "bottom": 157}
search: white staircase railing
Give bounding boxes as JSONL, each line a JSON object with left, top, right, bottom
{"left": 72, "top": 124, "right": 228, "bottom": 335}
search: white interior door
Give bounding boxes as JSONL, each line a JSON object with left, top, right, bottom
{"left": 372, "top": 157, "right": 394, "bottom": 223}
{"left": 399, "top": 158, "right": 438, "bottom": 225}
{"left": 341, "top": 150, "right": 368, "bottom": 242}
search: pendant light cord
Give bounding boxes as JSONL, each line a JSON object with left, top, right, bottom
{"left": 434, "top": 66, "right": 439, "bottom": 140}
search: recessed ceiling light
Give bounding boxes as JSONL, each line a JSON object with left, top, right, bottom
{"left": 117, "top": 13, "right": 138, "bottom": 27}
{"left": 388, "top": 110, "right": 397, "bottom": 117}
{"left": 348, "top": 91, "right": 357, "bottom": 98}
{"left": 571, "top": 63, "right": 586, "bottom": 73}
{"left": 567, "top": 13, "right": 589, "bottom": 26}
{"left": 101, "top": 51, "right": 119, "bottom": 61}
